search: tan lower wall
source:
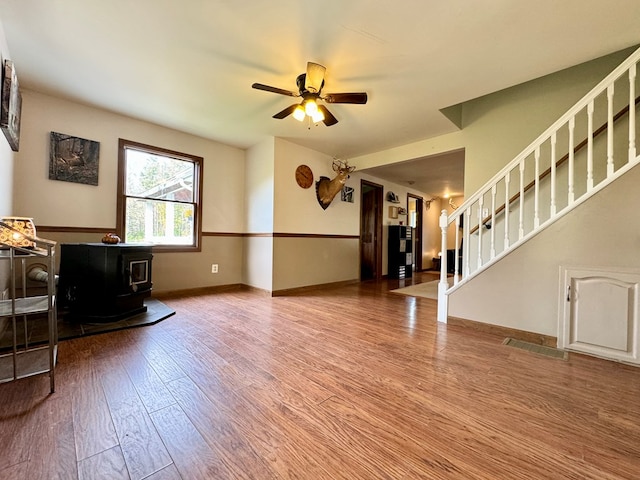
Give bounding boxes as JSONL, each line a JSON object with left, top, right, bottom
{"left": 27, "top": 231, "right": 359, "bottom": 296}
{"left": 242, "top": 236, "right": 274, "bottom": 291}
{"left": 272, "top": 237, "right": 359, "bottom": 291}
{"left": 150, "top": 237, "right": 243, "bottom": 293}
{"left": 36, "top": 231, "right": 244, "bottom": 295}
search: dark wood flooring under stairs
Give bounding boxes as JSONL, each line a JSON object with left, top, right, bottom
{"left": 1, "top": 274, "right": 639, "bottom": 479}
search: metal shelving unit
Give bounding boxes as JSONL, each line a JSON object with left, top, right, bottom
{"left": 0, "top": 224, "right": 57, "bottom": 393}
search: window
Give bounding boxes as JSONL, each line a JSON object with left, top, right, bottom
{"left": 117, "top": 139, "right": 203, "bottom": 251}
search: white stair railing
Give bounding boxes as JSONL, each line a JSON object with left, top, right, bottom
{"left": 438, "top": 46, "right": 640, "bottom": 323}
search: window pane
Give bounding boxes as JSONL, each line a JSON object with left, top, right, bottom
{"left": 125, "top": 149, "right": 194, "bottom": 202}
{"left": 119, "top": 139, "right": 202, "bottom": 251}
{"left": 125, "top": 197, "right": 194, "bottom": 245}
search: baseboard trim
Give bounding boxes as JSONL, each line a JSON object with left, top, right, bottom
{"left": 153, "top": 280, "right": 361, "bottom": 299}
{"left": 239, "top": 284, "right": 272, "bottom": 297}
{"left": 271, "top": 279, "right": 360, "bottom": 297}
{"left": 447, "top": 316, "right": 557, "bottom": 347}
{"left": 153, "top": 283, "right": 243, "bottom": 299}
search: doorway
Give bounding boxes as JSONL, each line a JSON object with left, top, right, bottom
{"left": 407, "top": 194, "right": 423, "bottom": 272}
{"left": 360, "top": 180, "right": 383, "bottom": 280}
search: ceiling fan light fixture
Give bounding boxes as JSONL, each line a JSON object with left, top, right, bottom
{"left": 252, "top": 61, "right": 367, "bottom": 127}
{"left": 311, "top": 109, "right": 325, "bottom": 123}
{"left": 304, "top": 99, "right": 318, "bottom": 116}
{"left": 293, "top": 105, "right": 306, "bottom": 121}
{"left": 305, "top": 62, "right": 326, "bottom": 93}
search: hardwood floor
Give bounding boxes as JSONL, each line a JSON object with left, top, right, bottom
{"left": 1, "top": 273, "right": 640, "bottom": 479}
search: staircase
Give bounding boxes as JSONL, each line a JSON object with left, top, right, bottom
{"left": 437, "top": 46, "right": 640, "bottom": 323}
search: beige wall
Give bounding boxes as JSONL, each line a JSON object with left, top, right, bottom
{"left": 351, "top": 47, "right": 637, "bottom": 199}
{"left": 0, "top": 24, "right": 12, "bottom": 217}
{"left": 0, "top": 129, "right": 12, "bottom": 217}
{"left": 245, "top": 138, "right": 274, "bottom": 233}
{"left": 14, "top": 89, "right": 246, "bottom": 294}
{"left": 273, "top": 139, "right": 360, "bottom": 289}
{"left": 9, "top": 37, "right": 636, "bottom": 306}
{"left": 350, "top": 46, "right": 639, "bottom": 334}
{"left": 244, "top": 136, "right": 439, "bottom": 291}
{"left": 273, "top": 139, "right": 354, "bottom": 234}
{"left": 271, "top": 139, "right": 361, "bottom": 291}
{"left": 243, "top": 138, "right": 364, "bottom": 292}
{"left": 0, "top": 22, "right": 14, "bottom": 295}
{"left": 243, "top": 139, "right": 275, "bottom": 291}
{"left": 459, "top": 47, "right": 636, "bottom": 195}
{"left": 449, "top": 162, "right": 640, "bottom": 336}
{"left": 16, "top": 90, "right": 246, "bottom": 231}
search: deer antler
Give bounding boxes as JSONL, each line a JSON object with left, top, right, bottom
{"left": 318, "top": 159, "right": 356, "bottom": 209}
{"left": 332, "top": 158, "right": 356, "bottom": 173}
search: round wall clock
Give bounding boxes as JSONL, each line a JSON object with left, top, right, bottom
{"left": 295, "top": 164, "right": 314, "bottom": 189}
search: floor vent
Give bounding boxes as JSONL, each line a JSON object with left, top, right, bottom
{"left": 503, "top": 337, "right": 568, "bottom": 360}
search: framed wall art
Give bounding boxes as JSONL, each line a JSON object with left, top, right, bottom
{"left": 49, "top": 131, "right": 100, "bottom": 185}
{"left": 0, "top": 59, "right": 22, "bottom": 152}
{"left": 341, "top": 185, "right": 354, "bottom": 203}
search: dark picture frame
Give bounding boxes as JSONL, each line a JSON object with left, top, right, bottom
{"left": 49, "top": 132, "right": 100, "bottom": 185}
{"left": 341, "top": 185, "right": 354, "bottom": 203}
{"left": 0, "top": 59, "right": 22, "bottom": 152}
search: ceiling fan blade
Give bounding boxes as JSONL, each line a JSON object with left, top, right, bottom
{"left": 323, "top": 92, "right": 368, "bottom": 104}
{"left": 318, "top": 105, "right": 338, "bottom": 126}
{"left": 305, "top": 62, "right": 326, "bottom": 93}
{"left": 252, "top": 83, "right": 298, "bottom": 97}
{"left": 272, "top": 104, "right": 299, "bottom": 119}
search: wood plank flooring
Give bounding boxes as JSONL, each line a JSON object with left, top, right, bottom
{"left": 1, "top": 273, "right": 640, "bottom": 479}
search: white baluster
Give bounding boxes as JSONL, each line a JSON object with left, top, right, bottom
{"left": 568, "top": 117, "right": 575, "bottom": 204}
{"left": 477, "top": 197, "right": 483, "bottom": 269}
{"left": 504, "top": 171, "right": 510, "bottom": 249}
{"left": 437, "top": 209, "right": 449, "bottom": 323}
{"left": 607, "top": 84, "right": 615, "bottom": 177}
{"left": 454, "top": 215, "right": 460, "bottom": 283}
{"left": 534, "top": 146, "right": 540, "bottom": 228}
{"left": 587, "top": 101, "right": 594, "bottom": 191}
{"left": 490, "top": 185, "right": 496, "bottom": 259}
{"left": 629, "top": 64, "right": 637, "bottom": 163}
{"left": 518, "top": 160, "right": 524, "bottom": 240}
{"left": 464, "top": 208, "right": 470, "bottom": 277}
{"left": 550, "top": 132, "right": 557, "bottom": 217}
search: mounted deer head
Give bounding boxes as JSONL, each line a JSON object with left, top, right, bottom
{"left": 315, "top": 159, "right": 356, "bottom": 210}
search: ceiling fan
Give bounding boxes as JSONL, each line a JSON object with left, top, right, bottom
{"left": 251, "top": 62, "right": 368, "bottom": 126}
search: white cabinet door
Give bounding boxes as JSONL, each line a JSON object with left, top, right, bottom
{"left": 559, "top": 266, "right": 640, "bottom": 364}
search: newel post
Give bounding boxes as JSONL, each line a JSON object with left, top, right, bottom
{"left": 437, "top": 209, "right": 449, "bottom": 323}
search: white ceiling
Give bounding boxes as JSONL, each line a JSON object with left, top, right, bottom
{"left": 361, "top": 149, "right": 466, "bottom": 198}
{"left": 1, "top": 0, "right": 640, "bottom": 196}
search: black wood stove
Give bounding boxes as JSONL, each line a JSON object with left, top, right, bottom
{"left": 58, "top": 243, "right": 153, "bottom": 322}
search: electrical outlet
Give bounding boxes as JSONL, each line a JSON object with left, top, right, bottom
{"left": 211, "top": 264, "right": 218, "bottom": 273}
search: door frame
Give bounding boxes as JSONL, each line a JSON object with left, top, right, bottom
{"left": 407, "top": 193, "right": 423, "bottom": 272}
{"left": 360, "top": 179, "right": 383, "bottom": 280}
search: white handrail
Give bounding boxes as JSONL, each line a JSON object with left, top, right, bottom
{"left": 446, "top": 46, "right": 640, "bottom": 223}
{"left": 438, "top": 46, "right": 640, "bottom": 323}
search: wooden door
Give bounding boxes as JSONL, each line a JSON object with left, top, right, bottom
{"left": 360, "top": 181, "right": 383, "bottom": 280}
{"left": 559, "top": 266, "right": 640, "bottom": 364}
